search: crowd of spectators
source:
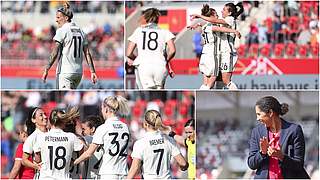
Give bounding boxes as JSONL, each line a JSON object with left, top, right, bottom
{"left": 1, "top": 91, "right": 194, "bottom": 178}
{"left": 243, "top": 1, "right": 319, "bottom": 58}
{"left": 1, "top": 1, "right": 122, "bottom": 14}
{"left": 1, "top": 1, "right": 124, "bottom": 64}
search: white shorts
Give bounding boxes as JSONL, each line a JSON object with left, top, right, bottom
{"left": 57, "top": 73, "right": 82, "bottom": 89}
{"left": 219, "top": 52, "right": 238, "bottom": 73}
{"left": 135, "top": 64, "right": 168, "bottom": 89}
{"left": 199, "top": 53, "right": 219, "bottom": 77}
{"left": 98, "top": 174, "right": 126, "bottom": 180}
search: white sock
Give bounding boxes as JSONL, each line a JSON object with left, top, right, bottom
{"left": 226, "top": 81, "right": 238, "bottom": 90}
{"left": 200, "top": 84, "right": 210, "bottom": 90}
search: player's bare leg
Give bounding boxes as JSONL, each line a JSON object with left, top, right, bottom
{"left": 222, "top": 72, "right": 238, "bottom": 90}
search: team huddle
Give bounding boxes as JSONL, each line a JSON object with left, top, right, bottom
{"left": 9, "top": 96, "right": 195, "bottom": 179}
{"left": 127, "top": 3, "right": 243, "bottom": 90}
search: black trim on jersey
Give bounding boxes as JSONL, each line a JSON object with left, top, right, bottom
{"left": 55, "top": 40, "right": 62, "bottom": 45}
{"left": 184, "top": 139, "right": 187, "bottom": 147}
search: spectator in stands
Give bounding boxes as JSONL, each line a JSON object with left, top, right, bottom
{"left": 297, "top": 24, "right": 311, "bottom": 45}
{"left": 248, "top": 96, "right": 310, "bottom": 179}
{"left": 247, "top": 18, "right": 259, "bottom": 46}
{"left": 258, "top": 21, "right": 268, "bottom": 44}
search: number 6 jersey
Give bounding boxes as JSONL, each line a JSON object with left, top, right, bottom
{"left": 128, "top": 23, "right": 175, "bottom": 67}
{"left": 92, "top": 117, "right": 130, "bottom": 176}
{"left": 131, "top": 131, "right": 181, "bottom": 179}
{"left": 34, "top": 128, "right": 84, "bottom": 179}
{"left": 54, "top": 22, "right": 88, "bottom": 75}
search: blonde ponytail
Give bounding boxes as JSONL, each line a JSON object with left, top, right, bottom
{"left": 145, "top": 110, "right": 163, "bottom": 130}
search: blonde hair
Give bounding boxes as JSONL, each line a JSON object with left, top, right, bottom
{"left": 103, "top": 96, "right": 129, "bottom": 116}
{"left": 57, "top": 1, "right": 73, "bottom": 22}
{"left": 50, "top": 106, "right": 79, "bottom": 127}
{"left": 145, "top": 110, "right": 162, "bottom": 130}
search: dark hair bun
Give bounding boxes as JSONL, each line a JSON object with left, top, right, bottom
{"left": 280, "top": 103, "right": 289, "bottom": 115}
{"left": 201, "top": 4, "right": 211, "bottom": 17}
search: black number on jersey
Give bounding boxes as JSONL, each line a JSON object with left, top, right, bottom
{"left": 48, "top": 146, "right": 67, "bottom": 170}
{"left": 153, "top": 149, "right": 164, "bottom": 175}
{"left": 72, "top": 36, "right": 82, "bottom": 58}
{"left": 202, "top": 32, "right": 209, "bottom": 44}
{"left": 108, "top": 132, "right": 130, "bottom": 156}
{"left": 93, "top": 145, "right": 104, "bottom": 170}
{"left": 69, "top": 151, "right": 80, "bottom": 174}
{"left": 142, "top": 31, "right": 158, "bottom": 50}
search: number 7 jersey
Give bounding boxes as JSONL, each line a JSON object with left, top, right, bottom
{"left": 131, "top": 131, "right": 181, "bottom": 179}
{"left": 92, "top": 117, "right": 130, "bottom": 176}
{"left": 128, "top": 23, "right": 175, "bottom": 67}
{"left": 54, "top": 22, "right": 88, "bottom": 75}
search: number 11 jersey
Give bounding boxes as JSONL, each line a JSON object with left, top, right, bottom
{"left": 54, "top": 22, "right": 88, "bottom": 75}
{"left": 92, "top": 117, "right": 130, "bottom": 176}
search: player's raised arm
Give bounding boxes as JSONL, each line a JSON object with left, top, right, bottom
{"left": 126, "top": 41, "right": 137, "bottom": 66}
{"left": 212, "top": 26, "right": 241, "bottom": 38}
{"left": 74, "top": 142, "right": 99, "bottom": 165}
{"left": 42, "top": 41, "right": 62, "bottom": 83}
{"left": 83, "top": 44, "right": 97, "bottom": 84}
{"left": 190, "top": 14, "right": 228, "bottom": 25}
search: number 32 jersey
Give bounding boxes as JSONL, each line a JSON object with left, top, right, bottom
{"left": 34, "top": 128, "right": 83, "bottom": 179}
{"left": 128, "top": 23, "right": 175, "bottom": 67}
{"left": 92, "top": 117, "right": 130, "bottom": 176}
{"left": 131, "top": 131, "right": 181, "bottom": 179}
{"left": 54, "top": 22, "right": 88, "bottom": 74}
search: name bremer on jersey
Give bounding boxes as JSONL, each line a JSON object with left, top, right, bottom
{"left": 149, "top": 138, "right": 164, "bottom": 146}
{"left": 45, "top": 136, "right": 69, "bottom": 142}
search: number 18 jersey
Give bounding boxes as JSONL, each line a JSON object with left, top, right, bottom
{"left": 131, "top": 131, "right": 181, "bottom": 179}
{"left": 54, "top": 22, "right": 88, "bottom": 75}
{"left": 92, "top": 117, "right": 130, "bottom": 175}
{"left": 34, "top": 128, "right": 83, "bottom": 179}
{"left": 128, "top": 23, "right": 175, "bottom": 67}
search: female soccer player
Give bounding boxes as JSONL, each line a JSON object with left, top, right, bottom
{"left": 74, "top": 96, "right": 130, "bottom": 179}
{"left": 191, "top": 2, "right": 244, "bottom": 90}
{"left": 33, "top": 107, "right": 84, "bottom": 179}
{"left": 248, "top": 96, "right": 310, "bottom": 178}
{"left": 81, "top": 115, "right": 104, "bottom": 179}
{"left": 162, "top": 119, "right": 196, "bottom": 179}
{"left": 188, "top": 5, "right": 241, "bottom": 89}
{"left": 42, "top": 2, "right": 97, "bottom": 89}
{"left": 22, "top": 107, "right": 48, "bottom": 173}
{"left": 9, "top": 130, "right": 35, "bottom": 179}
{"left": 127, "top": 110, "right": 188, "bottom": 179}
{"left": 127, "top": 8, "right": 175, "bottom": 89}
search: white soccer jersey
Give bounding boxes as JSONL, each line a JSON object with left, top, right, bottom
{"left": 82, "top": 136, "right": 104, "bottom": 179}
{"left": 131, "top": 131, "right": 181, "bottom": 179}
{"left": 54, "top": 22, "right": 88, "bottom": 74}
{"left": 219, "top": 16, "right": 237, "bottom": 54}
{"left": 128, "top": 23, "right": 175, "bottom": 67}
{"left": 23, "top": 128, "right": 45, "bottom": 154}
{"left": 92, "top": 117, "right": 130, "bottom": 175}
{"left": 34, "top": 128, "right": 83, "bottom": 179}
{"left": 201, "top": 22, "right": 219, "bottom": 54}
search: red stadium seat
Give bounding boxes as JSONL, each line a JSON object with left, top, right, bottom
{"left": 311, "top": 44, "right": 319, "bottom": 57}
{"left": 260, "top": 44, "right": 271, "bottom": 57}
{"left": 274, "top": 43, "right": 285, "bottom": 57}
{"left": 237, "top": 44, "right": 247, "bottom": 58}
{"left": 248, "top": 44, "right": 259, "bottom": 58}
{"left": 286, "top": 43, "right": 297, "bottom": 58}
{"left": 298, "top": 45, "right": 309, "bottom": 58}
{"left": 288, "top": 16, "right": 299, "bottom": 30}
